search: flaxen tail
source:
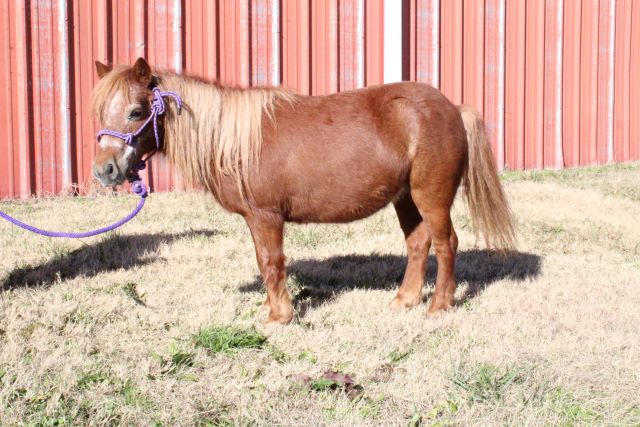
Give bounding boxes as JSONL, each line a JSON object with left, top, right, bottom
{"left": 459, "top": 105, "right": 516, "bottom": 249}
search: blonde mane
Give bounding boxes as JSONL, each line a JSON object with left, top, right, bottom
{"left": 159, "top": 72, "right": 295, "bottom": 198}
{"left": 92, "top": 68, "right": 295, "bottom": 198}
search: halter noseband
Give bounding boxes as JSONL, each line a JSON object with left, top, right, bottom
{"left": 96, "top": 87, "right": 182, "bottom": 196}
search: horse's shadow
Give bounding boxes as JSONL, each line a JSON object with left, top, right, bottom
{"left": 239, "top": 250, "right": 541, "bottom": 316}
{"left": 3, "top": 230, "right": 541, "bottom": 318}
{"left": 1, "top": 229, "right": 219, "bottom": 291}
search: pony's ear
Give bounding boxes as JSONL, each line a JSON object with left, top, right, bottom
{"left": 131, "top": 57, "right": 152, "bottom": 86}
{"left": 95, "top": 61, "right": 112, "bottom": 79}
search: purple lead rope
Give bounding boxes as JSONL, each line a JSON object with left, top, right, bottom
{"left": 0, "top": 87, "right": 182, "bottom": 238}
{"left": 0, "top": 184, "right": 146, "bottom": 238}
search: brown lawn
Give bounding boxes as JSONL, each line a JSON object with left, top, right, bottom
{"left": 1, "top": 164, "right": 639, "bottom": 426}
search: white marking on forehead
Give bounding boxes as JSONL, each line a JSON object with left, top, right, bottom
{"left": 99, "top": 91, "right": 144, "bottom": 151}
{"left": 107, "top": 91, "right": 125, "bottom": 117}
{"left": 98, "top": 91, "right": 126, "bottom": 149}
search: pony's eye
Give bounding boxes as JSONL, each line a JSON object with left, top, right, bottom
{"left": 128, "top": 109, "right": 143, "bottom": 120}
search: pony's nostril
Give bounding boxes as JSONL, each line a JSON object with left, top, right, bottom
{"left": 105, "top": 162, "right": 114, "bottom": 175}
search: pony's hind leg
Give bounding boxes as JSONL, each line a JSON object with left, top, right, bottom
{"left": 412, "top": 191, "right": 458, "bottom": 315}
{"left": 390, "top": 193, "right": 431, "bottom": 310}
{"left": 245, "top": 215, "right": 294, "bottom": 324}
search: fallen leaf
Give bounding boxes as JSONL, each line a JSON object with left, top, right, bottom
{"left": 321, "top": 370, "right": 356, "bottom": 385}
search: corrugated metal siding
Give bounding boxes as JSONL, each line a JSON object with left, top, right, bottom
{"left": 1, "top": 0, "right": 640, "bottom": 198}
{"left": 406, "top": 0, "right": 640, "bottom": 170}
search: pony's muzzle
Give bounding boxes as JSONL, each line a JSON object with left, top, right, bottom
{"left": 93, "top": 159, "right": 124, "bottom": 186}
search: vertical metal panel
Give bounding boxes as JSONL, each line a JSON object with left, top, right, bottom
{"left": 484, "top": 0, "right": 505, "bottom": 170}
{"left": 29, "top": 0, "right": 48, "bottom": 193}
{"left": 580, "top": 0, "right": 599, "bottom": 166}
{"left": 57, "top": 0, "right": 72, "bottom": 190}
{"left": 251, "top": 0, "right": 279, "bottom": 86}
{"left": 30, "top": 0, "right": 70, "bottom": 194}
{"left": 614, "top": 0, "right": 632, "bottom": 163}
{"left": 404, "top": 0, "right": 439, "bottom": 87}
{"left": 282, "top": 0, "right": 310, "bottom": 94}
{"left": 219, "top": 0, "right": 250, "bottom": 86}
{"left": 365, "top": 0, "right": 384, "bottom": 86}
{"left": 524, "top": 0, "right": 545, "bottom": 169}
{"left": 462, "top": 0, "right": 484, "bottom": 114}
{"left": 563, "top": 0, "right": 582, "bottom": 168}
{"left": 339, "top": 0, "right": 365, "bottom": 91}
{"left": 383, "top": 0, "right": 402, "bottom": 83}
{"left": 505, "top": 0, "right": 525, "bottom": 170}
{"left": 630, "top": 0, "right": 640, "bottom": 161}
{"left": 311, "top": 0, "right": 338, "bottom": 95}
{"left": 543, "top": 0, "right": 564, "bottom": 169}
{"left": 440, "top": 0, "right": 463, "bottom": 104}
{"left": 14, "top": 0, "right": 34, "bottom": 197}
{"left": 184, "top": 0, "right": 218, "bottom": 81}
{"left": 0, "top": 0, "right": 17, "bottom": 197}
{"left": 597, "top": 0, "right": 615, "bottom": 164}
{"left": 405, "top": 0, "right": 416, "bottom": 81}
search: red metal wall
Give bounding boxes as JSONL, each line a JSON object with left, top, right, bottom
{"left": 1, "top": 0, "right": 639, "bottom": 198}
{"left": 405, "top": 0, "right": 640, "bottom": 170}
{"left": 0, "top": 0, "right": 384, "bottom": 197}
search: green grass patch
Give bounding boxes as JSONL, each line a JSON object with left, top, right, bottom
{"left": 544, "top": 386, "right": 602, "bottom": 425}
{"left": 408, "top": 400, "right": 459, "bottom": 427}
{"left": 501, "top": 163, "right": 640, "bottom": 183}
{"left": 193, "top": 325, "right": 267, "bottom": 355}
{"left": 451, "top": 364, "right": 523, "bottom": 404}
{"left": 167, "top": 349, "right": 195, "bottom": 371}
{"left": 119, "top": 379, "right": 154, "bottom": 409}
{"left": 388, "top": 348, "right": 411, "bottom": 364}
{"left": 297, "top": 350, "right": 318, "bottom": 364}
{"left": 77, "top": 368, "right": 114, "bottom": 390}
{"left": 122, "top": 282, "right": 146, "bottom": 306}
{"left": 149, "top": 345, "right": 196, "bottom": 378}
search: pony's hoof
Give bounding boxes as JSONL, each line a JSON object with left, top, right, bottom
{"left": 426, "top": 299, "right": 454, "bottom": 317}
{"left": 390, "top": 295, "right": 420, "bottom": 310}
{"left": 266, "top": 310, "right": 294, "bottom": 325}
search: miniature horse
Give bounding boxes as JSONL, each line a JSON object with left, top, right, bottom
{"left": 92, "top": 58, "right": 515, "bottom": 324}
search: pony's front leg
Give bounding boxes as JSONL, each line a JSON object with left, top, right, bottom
{"left": 245, "top": 215, "right": 294, "bottom": 324}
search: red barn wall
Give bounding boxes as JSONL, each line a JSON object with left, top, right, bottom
{"left": 0, "top": 0, "right": 638, "bottom": 198}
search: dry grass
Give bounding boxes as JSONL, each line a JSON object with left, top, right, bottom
{"left": 1, "top": 163, "right": 639, "bottom": 426}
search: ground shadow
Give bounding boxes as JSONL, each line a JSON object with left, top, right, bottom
{"left": 1, "top": 229, "right": 219, "bottom": 291}
{"left": 239, "top": 250, "right": 541, "bottom": 316}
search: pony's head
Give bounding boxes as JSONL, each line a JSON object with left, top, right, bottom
{"left": 91, "top": 57, "right": 159, "bottom": 186}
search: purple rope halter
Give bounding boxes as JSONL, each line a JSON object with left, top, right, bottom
{"left": 0, "top": 87, "right": 182, "bottom": 238}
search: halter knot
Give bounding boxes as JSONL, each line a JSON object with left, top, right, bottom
{"left": 130, "top": 180, "right": 148, "bottom": 198}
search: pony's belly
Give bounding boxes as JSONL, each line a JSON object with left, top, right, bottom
{"left": 284, "top": 184, "right": 402, "bottom": 224}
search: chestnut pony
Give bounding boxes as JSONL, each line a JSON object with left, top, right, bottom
{"left": 92, "top": 58, "right": 515, "bottom": 324}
